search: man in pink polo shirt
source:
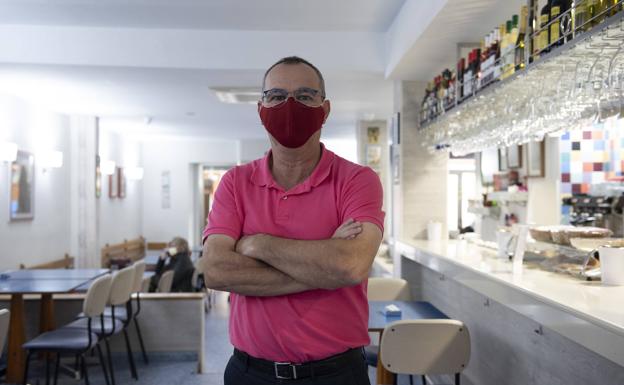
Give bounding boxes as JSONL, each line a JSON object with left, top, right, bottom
{"left": 202, "top": 56, "right": 384, "bottom": 385}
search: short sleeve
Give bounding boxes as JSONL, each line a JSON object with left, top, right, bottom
{"left": 340, "top": 167, "right": 385, "bottom": 234}
{"left": 202, "top": 169, "right": 243, "bottom": 243}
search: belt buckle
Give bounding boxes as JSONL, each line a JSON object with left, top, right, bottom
{"left": 274, "top": 362, "right": 298, "bottom": 380}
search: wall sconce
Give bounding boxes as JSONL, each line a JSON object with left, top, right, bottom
{"left": 102, "top": 160, "right": 116, "bottom": 175}
{"left": 0, "top": 141, "right": 18, "bottom": 162}
{"left": 39, "top": 150, "right": 64, "bottom": 171}
{"left": 126, "top": 167, "right": 144, "bottom": 181}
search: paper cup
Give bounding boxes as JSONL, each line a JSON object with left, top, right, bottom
{"left": 427, "top": 222, "right": 442, "bottom": 241}
{"left": 598, "top": 246, "right": 624, "bottom": 286}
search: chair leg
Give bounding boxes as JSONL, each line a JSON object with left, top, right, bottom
{"left": 96, "top": 344, "right": 111, "bottom": 385}
{"left": 45, "top": 354, "right": 51, "bottom": 385}
{"left": 53, "top": 353, "right": 61, "bottom": 385}
{"left": 455, "top": 373, "right": 461, "bottom": 385}
{"left": 392, "top": 373, "right": 398, "bottom": 385}
{"left": 22, "top": 351, "right": 32, "bottom": 385}
{"left": 81, "top": 355, "right": 90, "bottom": 385}
{"left": 409, "top": 374, "right": 413, "bottom": 385}
{"left": 123, "top": 329, "right": 138, "bottom": 380}
{"left": 422, "top": 375, "right": 427, "bottom": 385}
{"left": 105, "top": 339, "right": 116, "bottom": 385}
{"left": 133, "top": 318, "right": 149, "bottom": 364}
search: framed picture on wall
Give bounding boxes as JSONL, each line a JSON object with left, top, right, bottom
{"left": 117, "top": 167, "right": 126, "bottom": 198}
{"left": 9, "top": 150, "right": 35, "bottom": 221}
{"left": 498, "top": 148, "right": 508, "bottom": 171}
{"left": 507, "top": 144, "right": 522, "bottom": 169}
{"left": 95, "top": 155, "right": 102, "bottom": 198}
{"left": 109, "top": 170, "right": 117, "bottom": 199}
{"left": 527, "top": 140, "right": 546, "bottom": 177}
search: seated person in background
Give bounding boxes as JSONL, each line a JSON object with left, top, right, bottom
{"left": 149, "top": 237, "right": 195, "bottom": 292}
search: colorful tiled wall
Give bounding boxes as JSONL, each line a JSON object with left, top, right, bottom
{"left": 560, "top": 118, "right": 624, "bottom": 197}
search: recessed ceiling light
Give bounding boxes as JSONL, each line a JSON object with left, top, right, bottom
{"left": 210, "top": 87, "right": 261, "bottom": 105}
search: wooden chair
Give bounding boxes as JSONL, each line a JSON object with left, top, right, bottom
{"left": 19, "top": 254, "right": 75, "bottom": 270}
{"left": 146, "top": 242, "right": 167, "bottom": 251}
{"left": 101, "top": 237, "right": 146, "bottom": 268}
{"left": 380, "top": 320, "right": 471, "bottom": 385}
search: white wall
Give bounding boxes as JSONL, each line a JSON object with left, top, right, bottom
{"left": 97, "top": 127, "right": 143, "bottom": 246}
{"left": 141, "top": 137, "right": 239, "bottom": 246}
{"left": 527, "top": 137, "right": 561, "bottom": 226}
{"left": 0, "top": 94, "right": 72, "bottom": 269}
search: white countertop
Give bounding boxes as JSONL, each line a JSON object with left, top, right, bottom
{"left": 396, "top": 239, "right": 624, "bottom": 366}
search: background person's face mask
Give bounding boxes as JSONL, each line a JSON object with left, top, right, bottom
{"left": 167, "top": 247, "right": 178, "bottom": 256}
{"left": 259, "top": 98, "right": 326, "bottom": 148}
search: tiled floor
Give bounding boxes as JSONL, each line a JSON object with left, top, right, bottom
{"left": 26, "top": 284, "right": 420, "bottom": 385}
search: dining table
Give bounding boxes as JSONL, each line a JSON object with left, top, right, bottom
{"left": 368, "top": 300, "right": 448, "bottom": 385}
{"left": 0, "top": 268, "right": 109, "bottom": 384}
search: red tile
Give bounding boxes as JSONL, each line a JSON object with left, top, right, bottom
{"left": 572, "top": 184, "right": 582, "bottom": 194}
{"left": 593, "top": 163, "right": 604, "bottom": 171}
{"left": 583, "top": 131, "right": 592, "bottom": 140}
{"left": 562, "top": 173, "right": 570, "bottom": 182}
{"left": 583, "top": 163, "right": 593, "bottom": 172}
{"left": 581, "top": 184, "right": 590, "bottom": 194}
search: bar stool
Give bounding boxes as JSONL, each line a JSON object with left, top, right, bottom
{"left": 379, "top": 319, "right": 471, "bottom": 385}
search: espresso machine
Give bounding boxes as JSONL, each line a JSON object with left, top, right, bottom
{"left": 562, "top": 194, "right": 624, "bottom": 237}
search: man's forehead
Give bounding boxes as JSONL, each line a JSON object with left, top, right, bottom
{"left": 265, "top": 63, "right": 321, "bottom": 88}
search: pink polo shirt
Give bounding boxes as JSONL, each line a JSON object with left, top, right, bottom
{"left": 203, "top": 144, "right": 384, "bottom": 363}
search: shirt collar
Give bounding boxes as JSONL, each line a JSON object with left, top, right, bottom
{"left": 250, "top": 143, "right": 335, "bottom": 191}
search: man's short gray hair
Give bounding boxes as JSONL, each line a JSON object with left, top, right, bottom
{"left": 262, "top": 56, "right": 326, "bottom": 97}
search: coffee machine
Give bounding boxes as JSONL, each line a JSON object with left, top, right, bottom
{"left": 562, "top": 194, "right": 624, "bottom": 237}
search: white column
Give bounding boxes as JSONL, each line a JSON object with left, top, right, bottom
{"left": 69, "top": 116, "right": 99, "bottom": 268}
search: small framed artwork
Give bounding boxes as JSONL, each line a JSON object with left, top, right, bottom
{"left": 507, "top": 144, "right": 523, "bottom": 169}
{"left": 109, "top": 170, "right": 117, "bottom": 199}
{"left": 366, "top": 145, "right": 382, "bottom": 168}
{"left": 117, "top": 167, "right": 126, "bottom": 198}
{"left": 95, "top": 155, "right": 102, "bottom": 198}
{"left": 9, "top": 150, "right": 35, "bottom": 221}
{"left": 498, "top": 148, "right": 508, "bottom": 172}
{"left": 527, "top": 140, "right": 546, "bottom": 177}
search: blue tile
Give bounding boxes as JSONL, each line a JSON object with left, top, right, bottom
{"left": 594, "top": 141, "right": 606, "bottom": 151}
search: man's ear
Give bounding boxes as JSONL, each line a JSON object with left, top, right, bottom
{"left": 322, "top": 100, "right": 331, "bottom": 124}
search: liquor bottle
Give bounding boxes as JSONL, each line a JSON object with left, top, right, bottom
{"left": 507, "top": 16, "right": 519, "bottom": 77}
{"left": 589, "top": 0, "right": 605, "bottom": 26}
{"left": 516, "top": 6, "right": 529, "bottom": 70}
{"left": 576, "top": 0, "right": 590, "bottom": 31}
{"left": 539, "top": 0, "right": 552, "bottom": 55}
{"left": 529, "top": 0, "right": 539, "bottom": 61}
{"left": 457, "top": 58, "right": 465, "bottom": 99}
{"left": 550, "top": 0, "right": 564, "bottom": 46}
{"left": 608, "top": 0, "right": 621, "bottom": 16}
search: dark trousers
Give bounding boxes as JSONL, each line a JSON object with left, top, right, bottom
{"left": 224, "top": 350, "right": 372, "bottom": 385}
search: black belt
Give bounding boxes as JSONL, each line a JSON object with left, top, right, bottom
{"left": 233, "top": 347, "right": 364, "bottom": 380}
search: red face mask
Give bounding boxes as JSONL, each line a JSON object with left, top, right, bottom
{"left": 259, "top": 98, "right": 326, "bottom": 148}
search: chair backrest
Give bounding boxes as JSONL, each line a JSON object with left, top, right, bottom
{"left": 0, "top": 309, "right": 10, "bottom": 357}
{"left": 132, "top": 261, "right": 146, "bottom": 293}
{"left": 109, "top": 266, "right": 136, "bottom": 306}
{"left": 82, "top": 274, "right": 113, "bottom": 317}
{"left": 191, "top": 257, "right": 205, "bottom": 288}
{"left": 158, "top": 270, "right": 174, "bottom": 293}
{"left": 380, "top": 320, "right": 471, "bottom": 375}
{"left": 367, "top": 277, "right": 411, "bottom": 301}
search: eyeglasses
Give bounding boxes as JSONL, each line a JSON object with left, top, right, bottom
{"left": 261, "top": 87, "right": 325, "bottom": 107}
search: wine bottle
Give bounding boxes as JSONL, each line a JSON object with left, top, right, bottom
{"left": 576, "top": 0, "right": 590, "bottom": 31}
{"left": 550, "top": 0, "right": 564, "bottom": 46}
{"left": 589, "top": 0, "right": 605, "bottom": 26}
{"left": 608, "top": 0, "right": 621, "bottom": 16}
{"left": 516, "top": 6, "right": 528, "bottom": 70}
{"left": 539, "top": 0, "right": 552, "bottom": 55}
{"left": 529, "top": 0, "right": 539, "bottom": 62}
{"left": 457, "top": 58, "right": 465, "bottom": 99}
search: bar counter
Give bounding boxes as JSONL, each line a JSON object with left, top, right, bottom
{"left": 395, "top": 239, "right": 624, "bottom": 385}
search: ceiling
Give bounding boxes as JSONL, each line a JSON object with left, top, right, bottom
{"left": 0, "top": 0, "right": 535, "bottom": 140}
{"left": 0, "top": 64, "right": 393, "bottom": 140}
{"left": 0, "top": 0, "right": 406, "bottom": 31}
